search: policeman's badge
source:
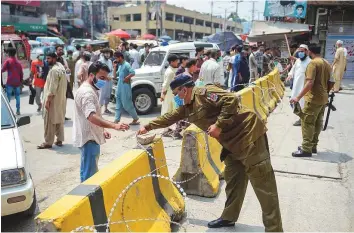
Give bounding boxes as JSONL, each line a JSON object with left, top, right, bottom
{"left": 207, "top": 93, "right": 218, "bottom": 102}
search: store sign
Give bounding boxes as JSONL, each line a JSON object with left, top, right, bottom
{"left": 326, "top": 35, "right": 354, "bottom": 79}
{"left": 264, "top": 0, "right": 307, "bottom": 19}
{"left": 2, "top": 0, "right": 40, "bottom": 7}
{"left": 1, "top": 22, "right": 47, "bottom": 32}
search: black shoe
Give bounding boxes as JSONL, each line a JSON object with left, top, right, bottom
{"left": 65, "top": 117, "right": 71, "bottom": 121}
{"left": 293, "top": 119, "right": 301, "bottom": 126}
{"left": 207, "top": 218, "right": 235, "bottom": 228}
{"left": 292, "top": 149, "right": 312, "bottom": 157}
{"left": 298, "top": 146, "right": 317, "bottom": 154}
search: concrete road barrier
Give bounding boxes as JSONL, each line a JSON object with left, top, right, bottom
{"left": 36, "top": 138, "right": 185, "bottom": 232}
{"left": 259, "top": 77, "right": 277, "bottom": 112}
{"left": 238, "top": 87, "right": 267, "bottom": 122}
{"left": 174, "top": 125, "right": 224, "bottom": 197}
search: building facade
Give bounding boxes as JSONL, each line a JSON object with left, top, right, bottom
{"left": 307, "top": 0, "right": 354, "bottom": 79}
{"left": 108, "top": 3, "right": 243, "bottom": 41}
{"left": 1, "top": 1, "right": 47, "bottom": 39}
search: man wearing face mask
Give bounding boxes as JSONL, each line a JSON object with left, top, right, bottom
{"left": 37, "top": 52, "right": 67, "bottom": 149}
{"left": 98, "top": 48, "right": 114, "bottom": 114}
{"left": 113, "top": 52, "right": 140, "bottom": 125}
{"left": 290, "top": 44, "right": 334, "bottom": 157}
{"left": 137, "top": 75, "right": 283, "bottom": 232}
{"left": 73, "top": 61, "right": 130, "bottom": 182}
{"left": 287, "top": 44, "right": 311, "bottom": 126}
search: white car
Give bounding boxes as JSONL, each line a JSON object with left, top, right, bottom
{"left": 1, "top": 91, "right": 36, "bottom": 217}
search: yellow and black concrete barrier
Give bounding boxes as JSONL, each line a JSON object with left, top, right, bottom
{"left": 35, "top": 138, "right": 185, "bottom": 232}
{"left": 173, "top": 124, "right": 225, "bottom": 197}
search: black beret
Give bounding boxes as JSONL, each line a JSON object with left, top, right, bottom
{"left": 170, "top": 74, "right": 194, "bottom": 90}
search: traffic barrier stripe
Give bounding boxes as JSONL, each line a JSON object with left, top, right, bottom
{"left": 36, "top": 138, "right": 184, "bottom": 232}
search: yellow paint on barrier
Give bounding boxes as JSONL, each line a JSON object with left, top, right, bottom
{"left": 187, "top": 125, "right": 220, "bottom": 195}
{"left": 36, "top": 195, "right": 94, "bottom": 232}
{"left": 36, "top": 139, "right": 185, "bottom": 232}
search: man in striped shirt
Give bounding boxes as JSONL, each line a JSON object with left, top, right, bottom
{"left": 73, "top": 61, "right": 129, "bottom": 182}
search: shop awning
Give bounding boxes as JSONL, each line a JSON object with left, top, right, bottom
{"left": 248, "top": 20, "right": 311, "bottom": 42}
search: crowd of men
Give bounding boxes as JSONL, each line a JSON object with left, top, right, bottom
{"left": 1, "top": 38, "right": 348, "bottom": 231}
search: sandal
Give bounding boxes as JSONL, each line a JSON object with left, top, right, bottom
{"left": 55, "top": 141, "right": 63, "bottom": 147}
{"left": 129, "top": 120, "right": 140, "bottom": 126}
{"left": 37, "top": 143, "right": 52, "bottom": 149}
{"left": 104, "top": 109, "right": 113, "bottom": 114}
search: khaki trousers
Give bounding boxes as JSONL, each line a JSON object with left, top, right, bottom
{"left": 301, "top": 101, "right": 326, "bottom": 152}
{"left": 221, "top": 135, "right": 283, "bottom": 232}
{"left": 44, "top": 114, "right": 64, "bottom": 145}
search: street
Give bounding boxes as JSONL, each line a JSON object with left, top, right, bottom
{"left": 1, "top": 81, "right": 354, "bottom": 232}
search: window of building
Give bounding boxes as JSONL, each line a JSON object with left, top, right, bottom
{"left": 133, "top": 13, "right": 141, "bottom": 21}
{"left": 113, "top": 16, "right": 120, "bottom": 21}
{"left": 205, "top": 21, "right": 211, "bottom": 27}
{"left": 196, "top": 19, "right": 204, "bottom": 26}
{"left": 165, "top": 12, "right": 174, "bottom": 21}
{"left": 184, "top": 16, "right": 194, "bottom": 24}
{"left": 125, "top": 14, "right": 131, "bottom": 22}
{"left": 213, "top": 23, "right": 219, "bottom": 28}
{"left": 175, "top": 14, "right": 183, "bottom": 23}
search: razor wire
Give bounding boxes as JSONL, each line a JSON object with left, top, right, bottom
{"left": 69, "top": 76, "right": 290, "bottom": 232}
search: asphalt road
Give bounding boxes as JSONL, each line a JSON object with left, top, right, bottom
{"left": 2, "top": 80, "right": 354, "bottom": 232}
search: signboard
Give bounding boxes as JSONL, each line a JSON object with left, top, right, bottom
{"left": 325, "top": 35, "right": 354, "bottom": 79}
{"left": 264, "top": 0, "right": 307, "bottom": 19}
{"left": 1, "top": 22, "right": 47, "bottom": 32}
{"left": 2, "top": 1, "right": 40, "bottom": 7}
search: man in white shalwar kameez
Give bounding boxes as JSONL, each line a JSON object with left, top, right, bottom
{"left": 287, "top": 44, "right": 311, "bottom": 126}
{"left": 129, "top": 44, "right": 141, "bottom": 70}
{"left": 161, "top": 54, "right": 179, "bottom": 138}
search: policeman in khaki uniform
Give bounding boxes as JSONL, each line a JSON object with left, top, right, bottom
{"left": 138, "top": 74, "right": 283, "bottom": 232}
{"left": 290, "top": 44, "right": 335, "bottom": 157}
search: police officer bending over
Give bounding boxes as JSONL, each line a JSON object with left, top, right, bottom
{"left": 137, "top": 74, "right": 283, "bottom": 232}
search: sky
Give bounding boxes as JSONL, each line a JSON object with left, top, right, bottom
{"left": 166, "top": 0, "right": 266, "bottom": 21}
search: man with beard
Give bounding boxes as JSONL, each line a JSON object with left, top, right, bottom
{"left": 37, "top": 52, "right": 67, "bottom": 149}
{"left": 73, "top": 61, "right": 129, "bottom": 182}
{"left": 113, "top": 52, "right": 139, "bottom": 125}
{"left": 287, "top": 44, "right": 311, "bottom": 126}
{"left": 290, "top": 44, "right": 334, "bottom": 157}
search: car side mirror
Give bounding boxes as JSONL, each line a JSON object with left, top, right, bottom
{"left": 17, "top": 116, "right": 30, "bottom": 127}
{"left": 164, "top": 62, "right": 169, "bottom": 69}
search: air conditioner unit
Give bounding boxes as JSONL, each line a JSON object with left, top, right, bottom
{"left": 319, "top": 30, "right": 327, "bottom": 41}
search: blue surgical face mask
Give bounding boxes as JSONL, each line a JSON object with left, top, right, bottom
{"left": 93, "top": 77, "right": 106, "bottom": 90}
{"left": 298, "top": 52, "right": 305, "bottom": 59}
{"left": 174, "top": 95, "right": 184, "bottom": 107}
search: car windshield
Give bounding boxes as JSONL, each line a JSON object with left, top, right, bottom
{"left": 1, "top": 94, "right": 15, "bottom": 129}
{"left": 144, "top": 51, "right": 166, "bottom": 66}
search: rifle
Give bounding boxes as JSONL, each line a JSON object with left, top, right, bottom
{"left": 323, "top": 92, "right": 336, "bottom": 131}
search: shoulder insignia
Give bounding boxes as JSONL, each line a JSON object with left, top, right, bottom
{"left": 197, "top": 88, "right": 207, "bottom": 95}
{"left": 207, "top": 92, "right": 218, "bottom": 102}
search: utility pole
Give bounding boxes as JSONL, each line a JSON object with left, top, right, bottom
{"left": 231, "top": 0, "right": 243, "bottom": 21}
{"left": 89, "top": 1, "right": 93, "bottom": 40}
{"left": 224, "top": 8, "right": 227, "bottom": 32}
{"left": 210, "top": 1, "right": 213, "bottom": 34}
{"left": 251, "top": 1, "right": 255, "bottom": 22}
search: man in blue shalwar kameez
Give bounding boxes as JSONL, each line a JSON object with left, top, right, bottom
{"left": 113, "top": 52, "right": 140, "bottom": 125}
